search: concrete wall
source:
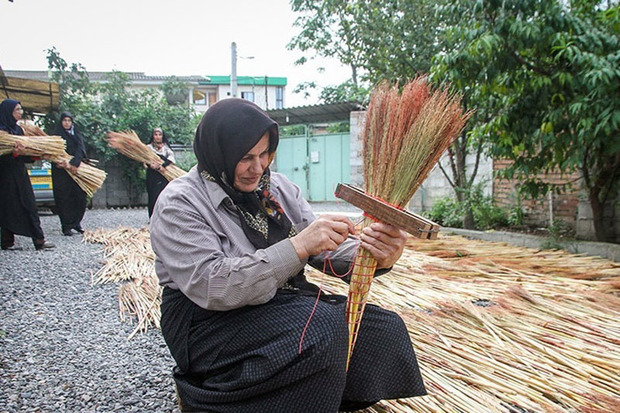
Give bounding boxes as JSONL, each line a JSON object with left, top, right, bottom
{"left": 91, "top": 158, "right": 147, "bottom": 209}
{"left": 349, "top": 111, "right": 365, "bottom": 187}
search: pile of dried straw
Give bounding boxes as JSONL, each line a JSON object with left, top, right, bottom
{"left": 85, "top": 228, "right": 620, "bottom": 412}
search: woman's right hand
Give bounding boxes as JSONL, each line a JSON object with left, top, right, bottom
{"left": 290, "top": 214, "right": 356, "bottom": 260}
{"left": 150, "top": 161, "right": 163, "bottom": 170}
{"left": 13, "top": 141, "right": 26, "bottom": 155}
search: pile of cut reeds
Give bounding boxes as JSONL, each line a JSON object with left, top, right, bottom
{"left": 346, "top": 78, "right": 471, "bottom": 368}
{"left": 106, "top": 130, "right": 186, "bottom": 181}
{"left": 84, "top": 225, "right": 620, "bottom": 412}
{"left": 0, "top": 130, "right": 66, "bottom": 157}
{"left": 84, "top": 227, "right": 161, "bottom": 338}
{"left": 19, "top": 124, "right": 107, "bottom": 197}
{"left": 308, "top": 234, "right": 620, "bottom": 413}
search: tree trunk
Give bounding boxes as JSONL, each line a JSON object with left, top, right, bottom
{"left": 455, "top": 138, "right": 476, "bottom": 230}
{"left": 589, "top": 187, "right": 616, "bottom": 242}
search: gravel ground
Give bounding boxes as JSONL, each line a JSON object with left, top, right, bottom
{"left": 0, "top": 203, "right": 360, "bottom": 413}
{"left": 0, "top": 207, "right": 179, "bottom": 413}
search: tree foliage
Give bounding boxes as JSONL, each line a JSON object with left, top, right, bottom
{"left": 434, "top": 0, "right": 620, "bottom": 241}
{"left": 288, "top": 0, "right": 444, "bottom": 101}
{"left": 41, "top": 48, "right": 200, "bottom": 203}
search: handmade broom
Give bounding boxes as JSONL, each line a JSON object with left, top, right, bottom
{"left": 343, "top": 78, "right": 471, "bottom": 369}
{"left": 106, "top": 130, "right": 186, "bottom": 181}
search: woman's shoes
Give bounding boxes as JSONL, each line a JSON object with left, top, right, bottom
{"left": 1, "top": 245, "right": 23, "bottom": 251}
{"left": 35, "top": 241, "right": 56, "bottom": 250}
{"left": 62, "top": 226, "right": 84, "bottom": 236}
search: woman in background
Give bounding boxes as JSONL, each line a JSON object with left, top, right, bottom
{"left": 52, "top": 112, "right": 88, "bottom": 236}
{"left": 0, "top": 99, "right": 54, "bottom": 250}
{"left": 145, "top": 127, "right": 175, "bottom": 217}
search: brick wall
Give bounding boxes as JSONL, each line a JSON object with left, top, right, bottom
{"left": 493, "top": 159, "right": 580, "bottom": 228}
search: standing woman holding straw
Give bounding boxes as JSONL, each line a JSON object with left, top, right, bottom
{"left": 52, "top": 112, "right": 88, "bottom": 236}
{"left": 0, "top": 99, "right": 55, "bottom": 251}
{"left": 145, "top": 127, "right": 175, "bottom": 218}
{"left": 150, "top": 99, "right": 425, "bottom": 413}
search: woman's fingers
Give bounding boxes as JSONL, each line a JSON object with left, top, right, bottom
{"left": 290, "top": 215, "right": 355, "bottom": 259}
{"left": 360, "top": 222, "right": 407, "bottom": 269}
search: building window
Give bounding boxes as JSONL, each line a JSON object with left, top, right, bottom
{"left": 193, "top": 90, "right": 206, "bottom": 105}
{"left": 276, "top": 87, "right": 284, "bottom": 109}
{"left": 193, "top": 90, "right": 217, "bottom": 107}
{"left": 241, "top": 91, "right": 255, "bottom": 102}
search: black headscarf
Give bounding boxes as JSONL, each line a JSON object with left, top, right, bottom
{"left": 0, "top": 99, "right": 22, "bottom": 135}
{"left": 54, "top": 111, "right": 87, "bottom": 166}
{"left": 193, "top": 98, "right": 293, "bottom": 249}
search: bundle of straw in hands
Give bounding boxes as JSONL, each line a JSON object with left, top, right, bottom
{"left": 106, "top": 130, "right": 186, "bottom": 181}
{"left": 345, "top": 77, "right": 471, "bottom": 369}
{"left": 19, "top": 124, "right": 107, "bottom": 198}
{"left": 0, "top": 130, "right": 66, "bottom": 158}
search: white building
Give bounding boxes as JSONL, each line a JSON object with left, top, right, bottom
{"left": 3, "top": 71, "right": 287, "bottom": 113}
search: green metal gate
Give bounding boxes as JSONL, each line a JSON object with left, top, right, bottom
{"left": 275, "top": 132, "right": 350, "bottom": 201}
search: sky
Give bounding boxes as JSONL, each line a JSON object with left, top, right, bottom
{"left": 0, "top": 0, "right": 350, "bottom": 107}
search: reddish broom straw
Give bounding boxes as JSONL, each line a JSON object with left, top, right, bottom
{"left": 345, "top": 77, "right": 471, "bottom": 369}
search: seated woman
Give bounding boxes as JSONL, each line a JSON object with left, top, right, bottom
{"left": 149, "top": 98, "right": 426, "bottom": 412}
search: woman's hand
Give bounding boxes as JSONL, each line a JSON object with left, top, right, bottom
{"left": 290, "top": 214, "right": 356, "bottom": 260}
{"left": 359, "top": 222, "right": 408, "bottom": 269}
{"left": 13, "top": 141, "right": 26, "bottom": 155}
{"left": 149, "top": 161, "right": 163, "bottom": 170}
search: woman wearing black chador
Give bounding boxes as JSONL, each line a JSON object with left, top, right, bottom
{"left": 52, "top": 112, "right": 88, "bottom": 236}
{"left": 0, "top": 99, "right": 55, "bottom": 250}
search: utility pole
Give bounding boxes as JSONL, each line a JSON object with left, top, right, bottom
{"left": 264, "top": 75, "right": 268, "bottom": 109}
{"left": 230, "top": 42, "right": 238, "bottom": 98}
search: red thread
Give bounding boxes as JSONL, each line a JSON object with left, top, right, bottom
{"left": 298, "top": 239, "right": 361, "bottom": 354}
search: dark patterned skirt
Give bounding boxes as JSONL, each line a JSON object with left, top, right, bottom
{"left": 161, "top": 287, "right": 426, "bottom": 412}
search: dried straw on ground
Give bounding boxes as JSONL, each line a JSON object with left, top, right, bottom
{"left": 84, "top": 227, "right": 161, "bottom": 338}
{"left": 0, "top": 130, "right": 66, "bottom": 157}
{"left": 85, "top": 226, "right": 620, "bottom": 412}
{"left": 18, "top": 124, "right": 107, "bottom": 197}
{"left": 346, "top": 78, "right": 471, "bottom": 368}
{"left": 310, "top": 235, "right": 620, "bottom": 413}
{"left": 106, "top": 130, "right": 186, "bottom": 181}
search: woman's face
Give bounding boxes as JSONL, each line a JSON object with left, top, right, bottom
{"left": 12, "top": 104, "right": 23, "bottom": 121}
{"left": 153, "top": 130, "right": 163, "bottom": 144}
{"left": 233, "top": 132, "right": 270, "bottom": 192}
{"left": 62, "top": 117, "right": 72, "bottom": 130}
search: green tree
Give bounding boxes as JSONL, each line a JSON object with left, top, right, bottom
{"left": 43, "top": 48, "right": 200, "bottom": 204}
{"left": 288, "top": 0, "right": 486, "bottom": 229}
{"left": 435, "top": 0, "right": 620, "bottom": 241}
{"left": 288, "top": 0, "right": 443, "bottom": 96}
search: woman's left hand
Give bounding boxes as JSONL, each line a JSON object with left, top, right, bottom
{"left": 359, "top": 222, "right": 408, "bottom": 269}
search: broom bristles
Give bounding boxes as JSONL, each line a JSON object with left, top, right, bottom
{"left": 346, "top": 77, "right": 471, "bottom": 368}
